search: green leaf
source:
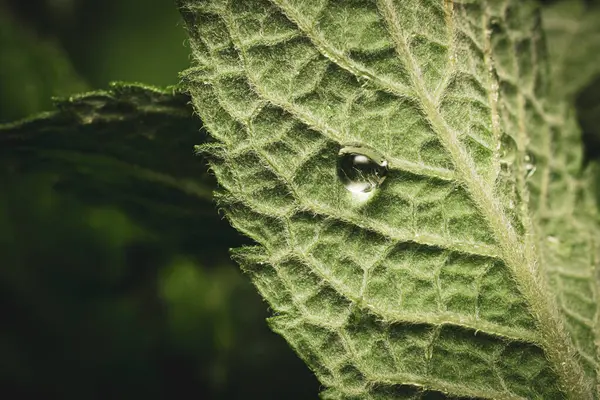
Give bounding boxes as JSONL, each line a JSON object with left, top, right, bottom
{"left": 542, "top": 0, "right": 600, "bottom": 100}
{"left": 179, "top": 0, "right": 600, "bottom": 398}
{"left": 0, "top": 82, "right": 242, "bottom": 257}
{"left": 541, "top": 2, "right": 600, "bottom": 395}
{"left": 543, "top": 1, "right": 600, "bottom": 164}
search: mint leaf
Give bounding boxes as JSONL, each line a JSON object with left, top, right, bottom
{"left": 541, "top": 1, "right": 600, "bottom": 393}
{"left": 543, "top": 0, "right": 600, "bottom": 100}
{"left": 0, "top": 83, "right": 240, "bottom": 257}
{"left": 543, "top": 1, "right": 600, "bottom": 166}
{"left": 179, "top": 1, "right": 599, "bottom": 398}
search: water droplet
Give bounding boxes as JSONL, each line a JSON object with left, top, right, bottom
{"left": 498, "top": 134, "right": 517, "bottom": 165}
{"left": 525, "top": 152, "right": 536, "bottom": 178}
{"left": 337, "top": 146, "right": 388, "bottom": 194}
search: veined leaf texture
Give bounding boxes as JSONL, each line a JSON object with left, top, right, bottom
{"left": 178, "top": 0, "right": 600, "bottom": 398}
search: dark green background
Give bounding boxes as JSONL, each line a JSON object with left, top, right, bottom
{"left": 0, "top": 0, "right": 319, "bottom": 398}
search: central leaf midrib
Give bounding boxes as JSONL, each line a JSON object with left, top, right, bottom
{"left": 262, "top": 0, "right": 591, "bottom": 397}
{"left": 375, "top": 1, "right": 591, "bottom": 398}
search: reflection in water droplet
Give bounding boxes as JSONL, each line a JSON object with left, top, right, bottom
{"left": 498, "top": 134, "right": 517, "bottom": 165}
{"left": 525, "top": 152, "right": 536, "bottom": 178}
{"left": 337, "top": 145, "right": 388, "bottom": 194}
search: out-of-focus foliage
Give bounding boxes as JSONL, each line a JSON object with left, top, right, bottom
{"left": 0, "top": 7, "right": 87, "bottom": 123}
{"left": 543, "top": 0, "right": 600, "bottom": 100}
{"left": 0, "top": 83, "right": 235, "bottom": 257}
{"left": 0, "top": 0, "right": 319, "bottom": 398}
{"left": 542, "top": 0, "right": 600, "bottom": 166}
{"left": 0, "top": 172, "right": 317, "bottom": 399}
{"left": 4, "top": 0, "right": 190, "bottom": 89}
{"left": 577, "top": 77, "right": 600, "bottom": 161}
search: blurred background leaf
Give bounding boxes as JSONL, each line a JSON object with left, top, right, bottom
{"left": 0, "top": 0, "right": 319, "bottom": 398}
{"left": 0, "top": 4, "right": 87, "bottom": 123}
{"left": 3, "top": 0, "right": 189, "bottom": 89}
{"left": 1, "top": 0, "right": 599, "bottom": 398}
{"left": 543, "top": 0, "right": 600, "bottom": 100}
{"left": 0, "top": 83, "right": 237, "bottom": 257}
{"left": 543, "top": 0, "right": 600, "bottom": 174}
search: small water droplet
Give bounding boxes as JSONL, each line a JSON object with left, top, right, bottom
{"left": 337, "top": 146, "right": 388, "bottom": 194}
{"left": 498, "top": 134, "right": 517, "bottom": 165}
{"left": 525, "top": 152, "right": 536, "bottom": 178}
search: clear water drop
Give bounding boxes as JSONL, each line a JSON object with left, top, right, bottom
{"left": 337, "top": 145, "right": 388, "bottom": 194}
{"left": 498, "top": 134, "right": 517, "bottom": 165}
{"left": 525, "top": 152, "right": 536, "bottom": 178}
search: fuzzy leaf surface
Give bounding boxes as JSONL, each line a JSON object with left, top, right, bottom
{"left": 179, "top": 1, "right": 600, "bottom": 398}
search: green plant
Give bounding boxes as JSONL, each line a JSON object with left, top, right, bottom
{"left": 3, "top": 0, "right": 600, "bottom": 398}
